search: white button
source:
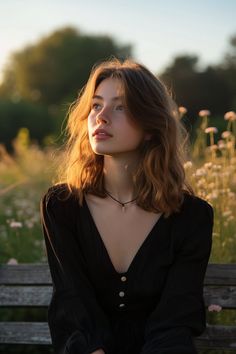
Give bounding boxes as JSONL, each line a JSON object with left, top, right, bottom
{"left": 119, "top": 291, "right": 125, "bottom": 297}
{"left": 119, "top": 303, "right": 125, "bottom": 308}
{"left": 121, "top": 276, "right": 127, "bottom": 282}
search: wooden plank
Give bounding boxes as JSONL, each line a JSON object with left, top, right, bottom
{"left": 204, "top": 286, "right": 236, "bottom": 308}
{"left": 1, "top": 263, "right": 236, "bottom": 285}
{"left": 205, "top": 264, "right": 236, "bottom": 286}
{"left": 0, "top": 322, "right": 236, "bottom": 349}
{"left": 0, "top": 322, "right": 51, "bottom": 345}
{"left": 195, "top": 324, "right": 236, "bottom": 350}
{"left": 1, "top": 284, "right": 236, "bottom": 308}
{"left": 0, "top": 286, "right": 52, "bottom": 306}
{"left": 0, "top": 264, "right": 52, "bottom": 285}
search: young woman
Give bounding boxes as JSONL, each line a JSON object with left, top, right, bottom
{"left": 41, "top": 59, "right": 214, "bottom": 354}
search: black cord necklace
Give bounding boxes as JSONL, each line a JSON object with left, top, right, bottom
{"left": 104, "top": 189, "right": 137, "bottom": 212}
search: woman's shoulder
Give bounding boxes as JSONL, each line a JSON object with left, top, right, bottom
{"left": 175, "top": 191, "right": 214, "bottom": 228}
{"left": 182, "top": 191, "right": 213, "bottom": 214}
{"left": 41, "top": 183, "right": 79, "bottom": 211}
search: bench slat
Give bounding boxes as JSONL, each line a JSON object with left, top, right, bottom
{"left": 204, "top": 286, "right": 236, "bottom": 308}
{"left": 2, "top": 285, "right": 236, "bottom": 308}
{"left": 0, "top": 322, "right": 51, "bottom": 345}
{"left": 1, "top": 263, "right": 236, "bottom": 285}
{"left": 205, "top": 264, "right": 236, "bottom": 286}
{"left": 0, "top": 286, "right": 52, "bottom": 306}
{"left": 0, "top": 264, "right": 51, "bottom": 285}
{"left": 1, "top": 322, "right": 236, "bottom": 349}
{"left": 195, "top": 324, "right": 236, "bottom": 349}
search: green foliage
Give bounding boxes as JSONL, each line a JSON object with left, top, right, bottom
{"left": 0, "top": 99, "right": 57, "bottom": 149}
{"left": 0, "top": 26, "right": 132, "bottom": 105}
{"left": 161, "top": 55, "right": 233, "bottom": 119}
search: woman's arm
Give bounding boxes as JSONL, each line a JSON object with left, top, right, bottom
{"left": 41, "top": 187, "right": 114, "bottom": 354}
{"left": 141, "top": 199, "right": 214, "bottom": 354}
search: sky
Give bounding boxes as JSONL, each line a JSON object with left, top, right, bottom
{"left": 0, "top": 0, "right": 236, "bottom": 80}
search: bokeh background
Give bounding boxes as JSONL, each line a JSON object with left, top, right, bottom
{"left": 0, "top": 1, "right": 236, "bottom": 353}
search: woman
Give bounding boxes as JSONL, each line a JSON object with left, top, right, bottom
{"left": 41, "top": 58, "right": 214, "bottom": 354}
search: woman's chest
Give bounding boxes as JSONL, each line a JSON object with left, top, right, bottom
{"left": 84, "top": 198, "right": 163, "bottom": 274}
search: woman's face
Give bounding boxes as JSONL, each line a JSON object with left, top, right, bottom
{"left": 88, "top": 77, "right": 146, "bottom": 157}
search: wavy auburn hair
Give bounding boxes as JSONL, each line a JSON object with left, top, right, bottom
{"left": 57, "top": 58, "right": 194, "bottom": 217}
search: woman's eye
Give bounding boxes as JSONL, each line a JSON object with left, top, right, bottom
{"left": 115, "top": 105, "right": 124, "bottom": 111}
{"left": 92, "top": 103, "right": 101, "bottom": 110}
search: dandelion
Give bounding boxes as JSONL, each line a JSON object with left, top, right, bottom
{"left": 224, "top": 111, "right": 236, "bottom": 121}
{"left": 199, "top": 110, "right": 211, "bottom": 117}
{"left": 208, "top": 304, "right": 222, "bottom": 312}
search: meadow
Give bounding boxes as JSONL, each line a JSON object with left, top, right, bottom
{"left": 0, "top": 109, "right": 236, "bottom": 354}
{"left": 1, "top": 109, "right": 236, "bottom": 265}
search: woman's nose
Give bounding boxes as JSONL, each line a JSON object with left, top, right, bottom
{"left": 96, "top": 108, "right": 110, "bottom": 124}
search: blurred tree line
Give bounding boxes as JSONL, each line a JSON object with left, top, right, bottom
{"left": 0, "top": 27, "right": 131, "bottom": 149}
{"left": 0, "top": 26, "right": 235, "bottom": 149}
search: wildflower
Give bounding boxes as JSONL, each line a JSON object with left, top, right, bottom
{"left": 195, "top": 168, "right": 207, "bottom": 177}
{"left": 205, "top": 127, "right": 218, "bottom": 134}
{"left": 208, "top": 191, "right": 218, "bottom": 200}
{"left": 212, "top": 164, "right": 222, "bottom": 171}
{"left": 9, "top": 221, "right": 23, "bottom": 228}
{"left": 199, "top": 110, "right": 211, "bottom": 117}
{"left": 221, "top": 131, "right": 232, "bottom": 139}
{"left": 184, "top": 161, "right": 193, "bottom": 169}
{"left": 178, "top": 106, "right": 187, "bottom": 116}
{"left": 227, "top": 141, "right": 235, "bottom": 149}
{"left": 218, "top": 140, "right": 226, "bottom": 150}
{"left": 222, "top": 210, "right": 232, "bottom": 218}
{"left": 224, "top": 111, "right": 236, "bottom": 121}
{"left": 204, "top": 162, "right": 213, "bottom": 169}
{"left": 7, "top": 258, "right": 18, "bottom": 265}
{"left": 196, "top": 179, "right": 206, "bottom": 188}
{"left": 209, "top": 144, "right": 218, "bottom": 151}
{"left": 208, "top": 304, "right": 222, "bottom": 312}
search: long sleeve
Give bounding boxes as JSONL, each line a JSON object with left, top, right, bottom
{"left": 141, "top": 198, "right": 214, "bottom": 354}
{"left": 40, "top": 187, "right": 114, "bottom": 354}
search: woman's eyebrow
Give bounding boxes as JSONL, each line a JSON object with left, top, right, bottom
{"left": 92, "top": 95, "right": 123, "bottom": 101}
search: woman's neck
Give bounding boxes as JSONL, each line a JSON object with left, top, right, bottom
{"left": 103, "top": 154, "right": 140, "bottom": 201}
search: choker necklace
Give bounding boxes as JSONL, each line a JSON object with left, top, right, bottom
{"left": 104, "top": 189, "right": 137, "bottom": 212}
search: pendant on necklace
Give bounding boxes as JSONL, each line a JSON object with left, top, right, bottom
{"left": 122, "top": 204, "right": 125, "bottom": 212}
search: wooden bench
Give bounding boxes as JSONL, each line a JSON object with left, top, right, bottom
{"left": 0, "top": 263, "right": 236, "bottom": 351}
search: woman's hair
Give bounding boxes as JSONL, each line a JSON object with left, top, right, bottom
{"left": 56, "top": 58, "right": 194, "bottom": 217}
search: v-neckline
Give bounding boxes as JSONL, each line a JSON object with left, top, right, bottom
{"left": 83, "top": 198, "right": 165, "bottom": 276}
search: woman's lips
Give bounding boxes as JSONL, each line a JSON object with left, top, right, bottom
{"left": 93, "top": 132, "right": 112, "bottom": 140}
{"left": 92, "top": 128, "right": 113, "bottom": 139}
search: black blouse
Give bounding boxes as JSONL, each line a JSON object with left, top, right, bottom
{"left": 40, "top": 185, "right": 214, "bottom": 354}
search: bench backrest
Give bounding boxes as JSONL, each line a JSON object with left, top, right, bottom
{"left": 0, "top": 263, "right": 236, "bottom": 350}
